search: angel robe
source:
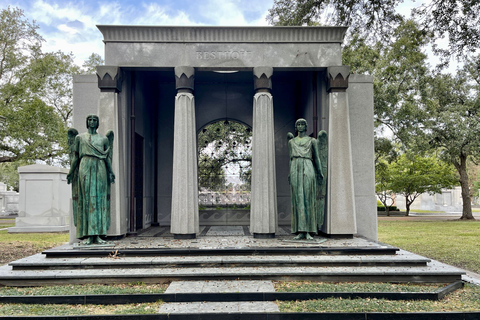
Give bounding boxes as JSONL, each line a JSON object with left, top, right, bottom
{"left": 288, "top": 136, "right": 323, "bottom": 234}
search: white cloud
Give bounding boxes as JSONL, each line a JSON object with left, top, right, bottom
{"left": 1, "top": 0, "right": 272, "bottom": 66}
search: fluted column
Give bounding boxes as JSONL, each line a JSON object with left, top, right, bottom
{"left": 171, "top": 66, "right": 199, "bottom": 239}
{"left": 250, "top": 67, "right": 277, "bottom": 238}
{"left": 325, "top": 66, "right": 357, "bottom": 237}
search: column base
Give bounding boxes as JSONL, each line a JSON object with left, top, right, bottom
{"left": 174, "top": 233, "right": 196, "bottom": 239}
{"left": 318, "top": 231, "right": 354, "bottom": 239}
{"left": 151, "top": 222, "right": 160, "bottom": 227}
{"left": 253, "top": 233, "right": 275, "bottom": 239}
{"left": 126, "top": 232, "right": 138, "bottom": 237}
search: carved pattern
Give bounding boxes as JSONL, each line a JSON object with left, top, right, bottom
{"left": 96, "top": 66, "right": 122, "bottom": 93}
{"left": 175, "top": 66, "right": 195, "bottom": 92}
{"left": 327, "top": 66, "right": 350, "bottom": 92}
{"left": 98, "top": 26, "right": 348, "bottom": 44}
{"left": 253, "top": 66, "right": 273, "bottom": 91}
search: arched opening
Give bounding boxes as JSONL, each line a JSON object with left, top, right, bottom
{"left": 198, "top": 120, "right": 252, "bottom": 225}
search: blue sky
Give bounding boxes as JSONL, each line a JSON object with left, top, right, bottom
{"left": 2, "top": 0, "right": 273, "bottom": 66}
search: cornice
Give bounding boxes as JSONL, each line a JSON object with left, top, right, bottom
{"left": 97, "top": 25, "right": 347, "bottom": 44}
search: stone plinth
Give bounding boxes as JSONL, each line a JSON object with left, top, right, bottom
{"left": 8, "top": 164, "right": 70, "bottom": 233}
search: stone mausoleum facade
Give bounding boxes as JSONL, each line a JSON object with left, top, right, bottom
{"left": 73, "top": 26, "right": 376, "bottom": 240}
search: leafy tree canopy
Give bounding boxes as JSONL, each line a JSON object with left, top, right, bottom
{"left": 389, "top": 152, "right": 458, "bottom": 216}
{"left": 267, "top": 0, "right": 480, "bottom": 58}
{"left": 198, "top": 120, "right": 252, "bottom": 192}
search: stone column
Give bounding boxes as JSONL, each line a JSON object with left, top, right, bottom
{"left": 250, "top": 67, "right": 277, "bottom": 238}
{"left": 96, "top": 66, "right": 126, "bottom": 237}
{"left": 171, "top": 66, "right": 199, "bottom": 239}
{"left": 325, "top": 66, "right": 357, "bottom": 237}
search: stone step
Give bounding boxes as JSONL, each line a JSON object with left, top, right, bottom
{"left": 9, "top": 252, "right": 430, "bottom": 270}
{"left": 0, "top": 257, "right": 464, "bottom": 286}
{"left": 41, "top": 246, "right": 399, "bottom": 258}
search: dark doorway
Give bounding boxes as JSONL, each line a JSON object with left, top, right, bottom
{"left": 135, "top": 133, "right": 144, "bottom": 230}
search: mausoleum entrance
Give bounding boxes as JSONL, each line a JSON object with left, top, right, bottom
{"left": 73, "top": 25, "right": 377, "bottom": 241}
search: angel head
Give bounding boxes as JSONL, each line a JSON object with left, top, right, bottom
{"left": 86, "top": 114, "right": 99, "bottom": 129}
{"left": 295, "top": 118, "right": 307, "bottom": 133}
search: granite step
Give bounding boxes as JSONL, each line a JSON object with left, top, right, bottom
{"left": 9, "top": 252, "right": 430, "bottom": 270}
{"left": 0, "top": 255, "right": 464, "bottom": 286}
{"left": 41, "top": 246, "right": 399, "bottom": 258}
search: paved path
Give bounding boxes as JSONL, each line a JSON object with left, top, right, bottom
{"left": 158, "top": 280, "right": 280, "bottom": 314}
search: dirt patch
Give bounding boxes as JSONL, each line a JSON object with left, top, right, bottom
{"left": 0, "top": 243, "right": 50, "bottom": 266}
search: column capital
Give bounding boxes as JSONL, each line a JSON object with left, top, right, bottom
{"left": 96, "top": 66, "right": 122, "bottom": 93}
{"left": 253, "top": 66, "right": 273, "bottom": 92}
{"left": 175, "top": 66, "right": 195, "bottom": 93}
{"left": 327, "top": 66, "right": 350, "bottom": 92}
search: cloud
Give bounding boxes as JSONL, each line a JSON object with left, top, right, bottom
{"left": 2, "top": 0, "right": 273, "bottom": 66}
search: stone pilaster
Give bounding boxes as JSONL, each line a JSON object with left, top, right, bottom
{"left": 324, "top": 66, "right": 356, "bottom": 237}
{"left": 96, "top": 66, "right": 126, "bottom": 237}
{"left": 171, "top": 66, "right": 199, "bottom": 239}
{"left": 250, "top": 67, "right": 277, "bottom": 238}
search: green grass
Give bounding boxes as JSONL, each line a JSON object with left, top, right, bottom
{"left": 0, "top": 302, "right": 161, "bottom": 316}
{"left": 0, "top": 283, "right": 168, "bottom": 296}
{"left": 274, "top": 281, "right": 445, "bottom": 293}
{"left": 378, "top": 220, "right": 480, "bottom": 273}
{"left": 278, "top": 283, "right": 480, "bottom": 312}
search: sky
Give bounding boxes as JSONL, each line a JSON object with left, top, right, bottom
{"left": 1, "top": 0, "right": 273, "bottom": 66}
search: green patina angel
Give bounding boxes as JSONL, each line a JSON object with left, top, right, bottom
{"left": 67, "top": 115, "right": 115, "bottom": 245}
{"left": 287, "top": 119, "right": 327, "bottom": 240}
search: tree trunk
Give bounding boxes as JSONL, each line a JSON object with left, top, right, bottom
{"left": 456, "top": 155, "right": 474, "bottom": 220}
{"left": 405, "top": 202, "right": 410, "bottom": 216}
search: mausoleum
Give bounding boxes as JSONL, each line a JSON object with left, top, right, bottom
{"left": 73, "top": 26, "right": 376, "bottom": 240}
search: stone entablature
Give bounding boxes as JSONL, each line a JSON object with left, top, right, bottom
{"left": 97, "top": 26, "right": 347, "bottom": 43}
{"left": 98, "top": 26, "right": 347, "bottom": 69}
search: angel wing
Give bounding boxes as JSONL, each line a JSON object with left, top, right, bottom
{"left": 106, "top": 130, "right": 114, "bottom": 148}
{"left": 67, "top": 128, "right": 78, "bottom": 160}
{"left": 317, "top": 130, "right": 328, "bottom": 173}
{"left": 287, "top": 132, "right": 294, "bottom": 141}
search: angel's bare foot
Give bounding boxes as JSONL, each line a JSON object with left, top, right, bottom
{"left": 305, "top": 233, "right": 314, "bottom": 240}
{"left": 293, "top": 233, "right": 306, "bottom": 240}
{"left": 82, "top": 237, "right": 94, "bottom": 245}
{"left": 94, "top": 236, "right": 107, "bottom": 244}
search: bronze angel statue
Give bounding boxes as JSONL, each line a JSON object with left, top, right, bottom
{"left": 287, "top": 119, "right": 327, "bottom": 240}
{"left": 67, "top": 115, "right": 115, "bottom": 245}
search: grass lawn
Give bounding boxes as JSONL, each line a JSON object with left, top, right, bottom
{"left": 378, "top": 219, "right": 480, "bottom": 274}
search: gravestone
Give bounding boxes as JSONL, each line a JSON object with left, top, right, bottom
{"left": 8, "top": 164, "right": 70, "bottom": 233}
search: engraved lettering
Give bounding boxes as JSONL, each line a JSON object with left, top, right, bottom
{"left": 195, "top": 50, "right": 252, "bottom": 60}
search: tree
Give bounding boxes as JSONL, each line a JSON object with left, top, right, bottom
{"left": 82, "top": 53, "right": 104, "bottom": 74}
{"left": 267, "top": 0, "right": 403, "bottom": 43}
{"left": 374, "top": 138, "right": 397, "bottom": 216}
{"left": 421, "top": 61, "right": 480, "bottom": 220}
{"left": 375, "top": 156, "right": 394, "bottom": 216}
{"left": 343, "top": 20, "right": 430, "bottom": 144}
{"left": 0, "top": 7, "right": 78, "bottom": 165}
{"left": 389, "top": 153, "right": 458, "bottom": 216}
{"left": 198, "top": 120, "right": 252, "bottom": 192}
{"left": 267, "top": 0, "right": 480, "bottom": 59}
